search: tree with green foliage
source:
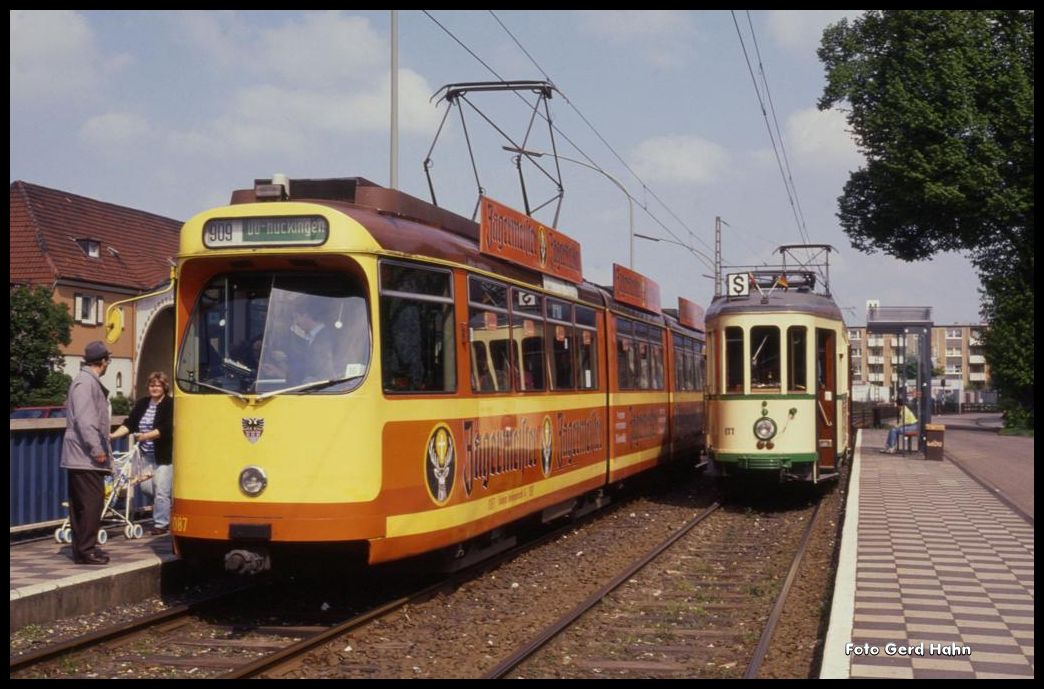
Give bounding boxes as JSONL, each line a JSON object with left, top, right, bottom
{"left": 10, "top": 286, "right": 74, "bottom": 410}
{"left": 818, "top": 10, "right": 1033, "bottom": 428}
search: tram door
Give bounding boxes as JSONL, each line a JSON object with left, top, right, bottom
{"left": 815, "top": 329, "right": 837, "bottom": 472}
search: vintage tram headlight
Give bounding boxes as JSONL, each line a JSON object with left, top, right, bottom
{"left": 239, "top": 466, "right": 268, "bottom": 496}
{"left": 753, "top": 417, "right": 777, "bottom": 441}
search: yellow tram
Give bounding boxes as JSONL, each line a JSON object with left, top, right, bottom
{"left": 163, "top": 177, "right": 706, "bottom": 571}
{"left": 705, "top": 246, "right": 851, "bottom": 482}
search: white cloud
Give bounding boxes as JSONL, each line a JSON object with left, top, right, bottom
{"left": 157, "top": 69, "right": 437, "bottom": 160}
{"left": 257, "top": 12, "right": 386, "bottom": 87}
{"left": 577, "top": 10, "right": 696, "bottom": 69}
{"left": 786, "top": 107, "right": 862, "bottom": 171}
{"left": 631, "top": 135, "right": 730, "bottom": 186}
{"left": 79, "top": 112, "right": 153, "bottom": 152}
{"left": 766, "top": 10, "right": 863, "bottom": 56}
{"left": 161, "top": 12, "right": 438, "bottom": 159}
{"left": 10, "top": 10, "right": 131, "bottom": 105}
{"left": 174, "top": 11, "right": 249, "bottom": 69}
{"left": 176, "top": 11, "right": 385, "bottom": 88}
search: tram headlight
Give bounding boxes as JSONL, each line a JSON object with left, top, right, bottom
{"left": 239, "top": 466, "right": 268, "bottom": 496}
{"left": 753, "top": 417, "right": 777, "bottom": 441}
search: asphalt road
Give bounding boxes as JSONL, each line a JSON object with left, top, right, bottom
{"left": 932, "top": 413, "right": 1034, "bottom": 520}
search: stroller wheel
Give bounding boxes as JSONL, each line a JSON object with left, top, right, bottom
{"left": 133, "top": 524, "right": 144, "bottom": 539}
{"left": 61, "top": 528, "right": 74, "bottom": 543}
{"left": 125, "top": 525, "right": 135, "bottom": 539}
{"left": 97, "top": 528, "right": 108, "bottom": 545}
{"left": 54, "top": 527, "right": 65, "bottom": 544}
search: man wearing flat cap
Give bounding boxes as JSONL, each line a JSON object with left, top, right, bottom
{"left": 60, "top": 341, "right": 115, "bottom": 564}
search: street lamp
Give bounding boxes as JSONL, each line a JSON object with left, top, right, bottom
{"left": 503, "top": 146, "right": 635, "bottom": 269}
{"left": 633, "top": 232, "right": 715, "bottom": 274}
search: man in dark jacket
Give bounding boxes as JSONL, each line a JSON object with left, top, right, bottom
{"left": 288, "top": 299, "right": 339, "bottom": 383}
{"left": 60, "top": 341, "right": 114, "bottom": 564}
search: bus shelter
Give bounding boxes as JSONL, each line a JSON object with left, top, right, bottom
{"left": 866, "top": 305, "right": 933, "bottom": 455}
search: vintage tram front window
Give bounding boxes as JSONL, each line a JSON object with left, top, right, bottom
{"left": 750, "top": 326, "right": 781, "bottom": 391}
{"left": 176, "top": 272, "right": 370, "bottom": 396}
{"left": 724, "top": 326, "right": 744, "bottom": 393}
{"left": 788, "top": 326, "right": 808, "bottom": 392}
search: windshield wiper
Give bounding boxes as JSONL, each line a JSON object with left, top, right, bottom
{"left": 255, "top": 375, "right": 364, "bottom": 401}
{"left": 176, "top": 376, "right": 248, "bottom": 401}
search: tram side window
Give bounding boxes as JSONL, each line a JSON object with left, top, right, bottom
{"left": 788, "top": 326, "right": 808, "bottom": 392}
{"left": 547, "top": 299, "right": 575, "bottom": 390}
{"left": 616, "top": 317, "right": 635, "bottom": 389}
{"left": 576, "top": 306, "right": 598, "bottom": 390}
{"left": 650, "top": 332, "right": 664, "bottom": 390}
{"left": 695, "top": 341, "right": 705, "bottom": 391}
{"left": 725, "top": 327, "right": 744, "bottom": 393}
{"left": 672, "top": 333, "right": 685, "bottom": 391}
{"left": 379, "top": 262, "right": 455, "bottom": 393}
{"left": 469, "top": 277, "right": 511, "bottom": 393}
{"left": 471, "top": 341, "right": 494, "bottom": 392}
{"left": 512, "top": 288, "right": 546, "bottom": 391}
{"left": 634, "top": 323, "right": 651, "bottom": 389}
{"left": 674, "top": 334, "right": 698, "bottom": 392}
{"left": 683, "top": 349, "right": 696, "bottom": 391}
{"left": 750, "top": 326, "right": 780, "bottom": 391}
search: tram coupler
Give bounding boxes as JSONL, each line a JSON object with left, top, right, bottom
{"left": 224, "top": 548, "right": 271, "bottom": 575}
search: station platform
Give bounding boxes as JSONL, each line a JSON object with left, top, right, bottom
{"left": 821, "top": 424, "right": 1034, "bottom": 679}
{"left": 10, "top": 527, "right": 179, "bottom": 632}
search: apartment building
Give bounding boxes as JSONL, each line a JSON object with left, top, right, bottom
{"left": 848, "top": 324, "right": 991, "bottom": 402}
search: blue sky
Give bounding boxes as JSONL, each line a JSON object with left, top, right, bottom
{"left": 10, "top": 10, "right": 985, "bottom": 325}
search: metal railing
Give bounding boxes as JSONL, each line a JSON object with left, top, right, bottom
{"left": 9, "top": 417, "right": 140, "bottom": 532}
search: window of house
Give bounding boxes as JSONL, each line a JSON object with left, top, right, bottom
{"left": 74, "top": 293, "right": 105, "bottom": 325}
{"left": 75, "top": 238, "right": 101, "bottom": 258}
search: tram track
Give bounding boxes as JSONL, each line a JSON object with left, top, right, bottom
{"left": 9, "top": 584, "right": 255, "bottom": 676}
{"left": 11, "top": 469, "right": 842, "bottom": 679}
{"left": 493, "top": 496, "right": 824, "bottom": 679}
{"left": 10, "top": 481, "right": 672, "bottom": 679}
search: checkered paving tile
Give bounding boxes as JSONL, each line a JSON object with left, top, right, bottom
{"left": 10, "top": 530, "right": 172, "bottom": 597}
{"left": 848, "top": 442, "right": 1034, "bottom": 679}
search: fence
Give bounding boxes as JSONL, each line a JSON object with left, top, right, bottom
{"left": 9, "top": 417, "right": 141, "bottom": 532}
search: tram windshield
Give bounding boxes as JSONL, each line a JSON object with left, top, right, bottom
{"left": 176, "top": 272, "right": 370, "bottom": 396}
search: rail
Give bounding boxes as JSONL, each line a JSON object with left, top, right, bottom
{"left": 9, "top": 417, "right": 137, "bottom": 531}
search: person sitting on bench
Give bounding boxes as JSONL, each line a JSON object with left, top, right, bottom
{"left": 882, "top": 397, "right": 918, "bottom": 454}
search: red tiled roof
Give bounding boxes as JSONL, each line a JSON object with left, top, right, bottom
{"left": 10, "top": 181, "right": 181, "bottom": 290}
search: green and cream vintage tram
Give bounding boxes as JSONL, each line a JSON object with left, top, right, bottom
{"left": 705, "top": 246, "right": 851, "bottom": 483}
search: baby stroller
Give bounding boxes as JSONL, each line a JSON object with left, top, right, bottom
{"left": 54, "top": 444, "right": 152, "bottom": 544}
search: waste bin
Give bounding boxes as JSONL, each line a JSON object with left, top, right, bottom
{"left": 925, "top": 423, "right": 944, "bottom": 461}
